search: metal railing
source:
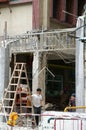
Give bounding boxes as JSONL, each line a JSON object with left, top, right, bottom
{"left": 64, "top": 106, "right": 86, "bottom": 112}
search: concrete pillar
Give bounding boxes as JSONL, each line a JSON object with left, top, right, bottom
{"left": 0, "top": 47, "right": 5, "bottom": 101}
{"left": 32, "top": 51, "right": 40, "bottom": 93}
{"left": 32, "top": 51, "right": 47, "bottom": 104}
{"left": 43, "top": 0, "right": 50, "bottom": 29}
{"left": 76, "top": 16, "right": 84, "bottom": 112}
{"left": 39, "top": 53, "right": 47, "bottom": 104}
{"left": 0, "top": 47, "right": 9, "bottom": 101}
{"left": 84, "top": 12, "right": 86, "bottom": 111}
{"left": 5, "top": 46, "right": 10, "bottom": 89}
{"left": 33, "top": 0, "right": 50, "bottom": 29}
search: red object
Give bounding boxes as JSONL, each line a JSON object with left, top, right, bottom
{"left": 33, "top": 0, "right": 40, "bottom": 29}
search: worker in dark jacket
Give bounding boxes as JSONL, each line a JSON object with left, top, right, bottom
{"left": 68, "top": 93, "right": 76, "bottom": 112}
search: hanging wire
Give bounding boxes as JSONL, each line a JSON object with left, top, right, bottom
{"left": 68, "top": 24, "right": 86, "bottom": 39}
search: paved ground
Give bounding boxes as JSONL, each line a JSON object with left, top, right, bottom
{"left": 0, "top": 122, "right": 42, "bottom": 130}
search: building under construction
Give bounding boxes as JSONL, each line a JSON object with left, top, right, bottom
{"left": 0, "top": 0, "right": 85, "bottom": 113}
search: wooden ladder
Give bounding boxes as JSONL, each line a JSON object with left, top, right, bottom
{"left": 2, "top": 63, "right": 32, "bottom": 115}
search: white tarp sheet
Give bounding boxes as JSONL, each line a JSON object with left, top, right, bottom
{"left": 40, "top": 111, "right": 86, "bottom": 130}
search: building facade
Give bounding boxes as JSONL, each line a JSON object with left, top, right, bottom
{"left": 0, "top": 0, "right": 86, "bottom": 111}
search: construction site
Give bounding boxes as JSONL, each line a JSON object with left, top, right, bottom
{"left": 0, "top": 23, "right": 86, "bottom": 130}
{"left": 1, "top": 28, "right": 76, "bottom": 109}
{"left": 0, "top": 0, "right": 86, "bottom": 130}
{"left": 0, "top": 26, "right": 79, "bottom": 130}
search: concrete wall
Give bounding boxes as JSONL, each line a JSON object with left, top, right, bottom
{"left": 0, "top": 3, "right": 32, "bottom": 36}
{"left": 0, "top": 47, "right": 9, "bottom": 101}
{"left": 50, "top": 20, "right": 71, "bottom": 29}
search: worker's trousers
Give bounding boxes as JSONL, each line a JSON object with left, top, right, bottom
{"left": 33, "top": 106, "right": 41, "bottom": 126}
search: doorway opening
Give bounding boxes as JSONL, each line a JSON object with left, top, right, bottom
{"left": 10, "top": 53, "right": 33, "bottom": 91}
{"left": 45, "top": 60, "right": 75, "bottom": 111}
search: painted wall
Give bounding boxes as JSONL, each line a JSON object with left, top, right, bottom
{"left": 0, "top": 3, "right": 32, "bottom": 36}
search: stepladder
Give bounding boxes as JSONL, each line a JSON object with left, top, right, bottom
{"left": 2, "top": 62, "right": 31, "bottom": 113}
{"left": 2, "top": 62, "right": 36, "bottom": 127}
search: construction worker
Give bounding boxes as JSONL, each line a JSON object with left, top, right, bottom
{"left": 32, "top": 88, "right": 43, "bottom": 126}
{"left": 68, "top": 93, "right": 76, "bottom": 112}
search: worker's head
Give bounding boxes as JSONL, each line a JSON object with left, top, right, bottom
{"left": 71, "top": 93, "right": 75, "bottom": 97}
{"left": 36, "top": 88, "right": 41, "bottom": 95}
{"left": 70, "top": 93, "right": 75, "bottom": 101}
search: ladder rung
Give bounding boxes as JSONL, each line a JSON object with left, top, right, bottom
{"left": 12, "top": 77, "right": 27, "bottom": 80}
{"left": 10, "top": 84, "right": 18, "bottom": 86}
{"left": 15, "top": 69, "right": 21, "bottom": 71}
{"left": 20, "top": 77, "right": 27, "bottom": 79}
{"left": 12, "top": 76, "right": 20, "bottom": 78}
{"left": 21, "top": 106, "right": 32, "bottom": 108}
{"left": 5, "top": 90, "right": 16, "bottom": 93}
{"left": 15, "top": 63, "right": 25, "bottom": 65}
{"left": 3, "top": 98, "right": 14, "bottom": 101}
{"left": 2, "top": 106, "right": 12, "bottom": 108}
{"left": 15, "top": 69, "right": 25, "bottom": 72}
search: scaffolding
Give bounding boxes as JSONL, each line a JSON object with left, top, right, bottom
{"left": 1, "top": 28, "right": 76, "bottom": 61}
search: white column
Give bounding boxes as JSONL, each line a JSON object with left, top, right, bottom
{"left": 39, "top": 53, "right": 47, "bottom": 105}
{"left": 43, "top": 0, "right": 50, "bottom": 29}
{"left": 0, "top": 47, "right": 5, "bottom": 101}
{"left": 0, "top": 47, "right": 9, "bottom": 101}
{"left": 32, "top": 51, "right": 40, "bottom": 93}
{"left": 76, "top": 16, "right": 84, "bottom": 112}
{"left": 84, "top": 13, "right": 86, "bottom": 111}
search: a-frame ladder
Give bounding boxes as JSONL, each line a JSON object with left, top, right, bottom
{"left": 2, "top": 63, "right": 32, "bottom": 114}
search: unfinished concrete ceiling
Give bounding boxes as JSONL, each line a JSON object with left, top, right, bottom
{"left": 47, "top": 49, "right": 75, "bottom": 63}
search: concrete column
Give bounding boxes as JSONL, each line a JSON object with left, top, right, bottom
{"left": 5, "top": 46, "right": 10, "bottom": 89}
{"left": 32, "top": 52, "right": 47, "bottom": 103}
{"left": 43, "top": 0, "right": 50, "bottom": 29}
{"left": 33, "top": 0, "right": 50, "bottom": 29}
{"left": 39, "top": 53, "right": 47, "bottom": 104}
{"left": 0, "top": 47, "right": 9, "bottom": 101}
{"left": 84, "top": 13, "right": 86, "bottom": 111}
{"left": 32, "top": 51, "right": 40, "bottom": 93}
{"left": 76, "top": 16, "right": 84, "bottom": 112}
